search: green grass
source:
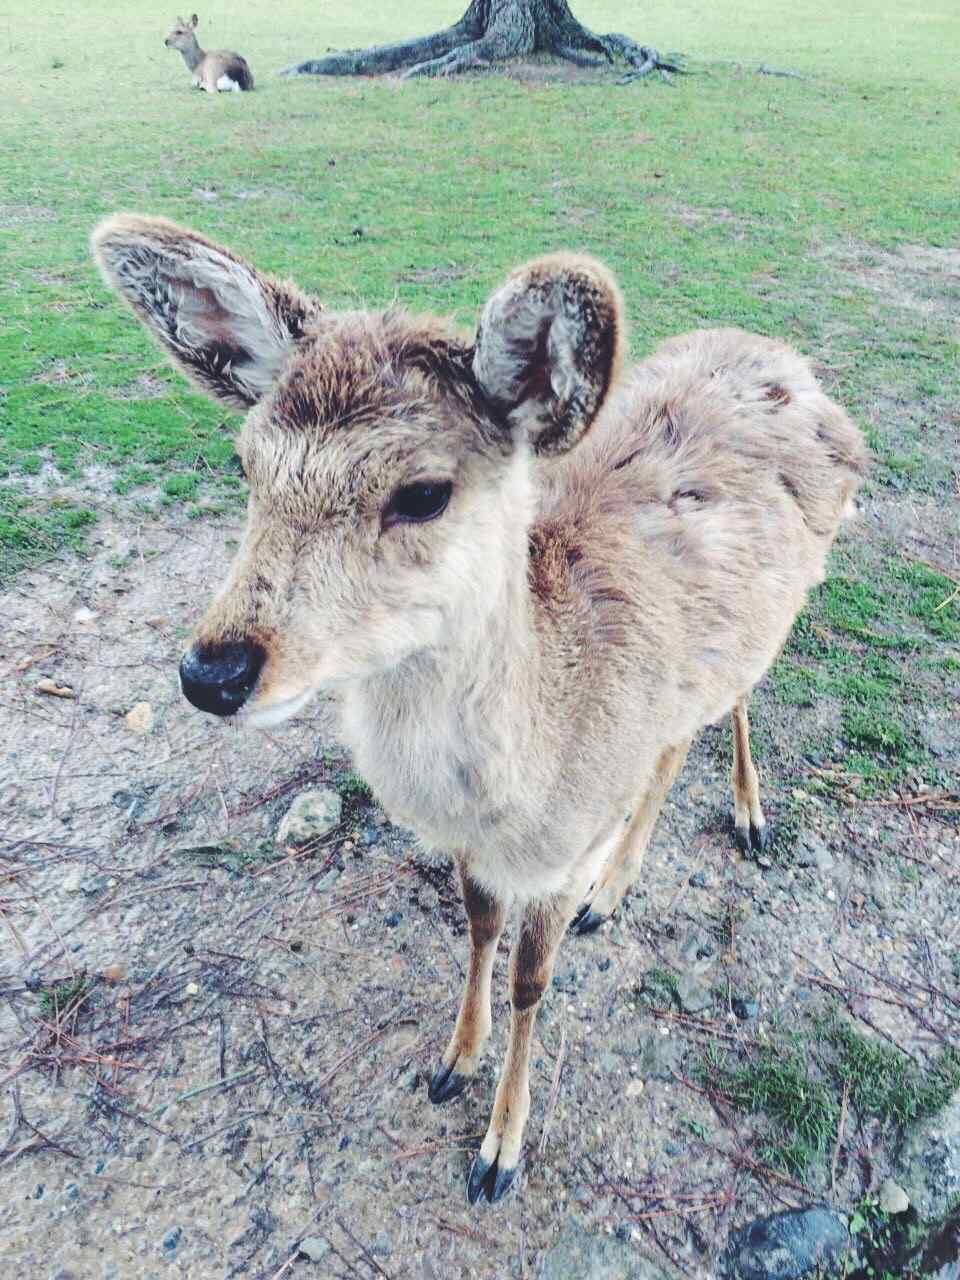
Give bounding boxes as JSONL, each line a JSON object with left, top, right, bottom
{"left": 702, "top": 1039, "right": 838, "bottom": 1177}
{"left": 764, "top": 545, "right": 958, "bottom": 797}
{"left": 826, "top": 1019, "right": 960, "bottom": 1128}
{"left": 3, "top": 2, "right": 959, "bottom": 568}
{"left": 0, "top": 489, "right": 97, "bottom": 578}
{"left": 701, "top": 1020, "right": 960, "bottom": 1180}
{"left": 36, "top": 975, "right": 92, "bottom": 1022}
{"left": 639, "top": 967, "right": 681, "bottom": 1008}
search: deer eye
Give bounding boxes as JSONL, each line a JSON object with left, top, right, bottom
{"left": 383, "top": 480, "right": 452, "bottom": 528}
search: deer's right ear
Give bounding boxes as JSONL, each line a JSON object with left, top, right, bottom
{"left": 91, "top": 213, "right": 320, "bottom": 409}
{"left": 472, "top": 253, "right": 624, "bottom": 456}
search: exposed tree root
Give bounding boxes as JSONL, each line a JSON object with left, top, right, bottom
{"left": 278, "top": 1, "right": 686, "bottom": 84}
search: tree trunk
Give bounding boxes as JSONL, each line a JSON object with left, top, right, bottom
{"left": 279, "top": 0, "right": 682, "bottom": 83}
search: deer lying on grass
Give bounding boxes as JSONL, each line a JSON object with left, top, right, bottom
{"left": 164, "top": 14, "right": 254, "bottom": 93}
{"left": 92, "top": 213, "right": 866, "bottom": 1204}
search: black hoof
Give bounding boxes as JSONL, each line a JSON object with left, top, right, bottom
{"left": 571, "top": 903, "right": 608, "bottom": 935}
{"left": 466, "top": 1153, "right": 517, "bottom": 1204}
{"left": 428, "top": 1061, "right": 468, "bottom": 1105}
{"left": 751, "top": 821, "right": 772, "bottom": 852}
{"left": 735, "top": 822, "right": 773, "bottom": 856}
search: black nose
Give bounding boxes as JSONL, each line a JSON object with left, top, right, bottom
{"left": 179, "top": 640, "right": 265, "bottom": 716}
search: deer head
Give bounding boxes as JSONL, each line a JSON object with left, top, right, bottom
{"left": 164, "top": 14, "right": 200, "bottom": 50}
{"left": 91, "top": 213, "right": 624, "bottom": 724}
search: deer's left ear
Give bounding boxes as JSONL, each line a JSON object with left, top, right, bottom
{"left": 190, "top": 13, "right": 199, "bottom": 27}
{"left": 472, "top": 253, "right": 624, "bottom": 456}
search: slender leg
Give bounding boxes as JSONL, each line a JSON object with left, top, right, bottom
{"left": 428, "top": 859, "right": 507, "bottom": 1105}
{"left": 731, "top": 695, "right": 769, "bottom": 853}
{"left": 572, "top": 739, "right": 692, "bottom": 935}
{"left": 467, "top": 893, "right": 574, "bottom": 1204}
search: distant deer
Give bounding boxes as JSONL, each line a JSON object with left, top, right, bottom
{"left": 164, "top": 14, "right": 254, "bottom": 93}
{"left": 92, "top": 214, "right": 866, "bottom": 1205}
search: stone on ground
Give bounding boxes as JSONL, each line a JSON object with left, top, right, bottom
{"left": 538, "top": 1223, "right": 672, "bottom": 1279}
{"left": 275, "top": 787, "right": 343, "bottom": 847}
{"left": 720, "top": 1207, "right": 856, "bottom": 1279}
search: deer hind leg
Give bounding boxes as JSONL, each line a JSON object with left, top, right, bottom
{"left": 467, "top": 893, "right": 572, "bottom": 1204}
{"left": 731, "top": 695, "right": 769, "bottom": 853}
{"left": 571, "top": 739, "right": 691, "bottom": 935}
{"left": 428, "top": 859, "right": 506, "bottom": 1105}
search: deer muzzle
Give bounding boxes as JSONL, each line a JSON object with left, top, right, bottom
{"left": 179, "top": 639, "right": 265, "bottom": 717}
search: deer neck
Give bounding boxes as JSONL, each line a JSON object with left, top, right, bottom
{"left": 178, "top": 37, "right": 205, "bottom": 72}
{"left": 338, "top": 456, "right": 543, "bottom": 832}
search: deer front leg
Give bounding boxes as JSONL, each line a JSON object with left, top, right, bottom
{"left": 467, "top": 893, "right": 573, "bottom": 1205}
{"left": 731, "top": 695, "right": 770, "bottom": 853}
{"left": 428, "top": 861, "right": 506, "bottom": 1105}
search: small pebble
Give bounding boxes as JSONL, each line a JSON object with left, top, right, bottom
{"left": 162, "top": 1227, "right": 182, "bottom": 1252}
{"left": 124, "top": 702, "right": 153, "bottom": 735}
{"left": 877, "top": 1177, "right": 910, "bottom": 1215}
{"left": 384, "top": 911, "right": 402, "bottom": 927}
{"left": 184, "top": 982, "right": 200, "bottom": 997}
{"left": 732, "top": 997, "right": 759, "bottom": 1021}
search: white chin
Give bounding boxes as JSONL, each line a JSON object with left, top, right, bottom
{"left": 243, "top": 688, "right": 316, "bottom": 729}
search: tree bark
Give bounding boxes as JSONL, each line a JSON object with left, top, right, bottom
{"left": 278, "top": 0, "right": 682, "bottom": 83}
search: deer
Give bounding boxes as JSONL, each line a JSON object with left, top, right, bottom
{"left": 164, "top": 14, "right": 254, "bottom": 93}
{"left": 91, "top": 213, "right": 866, "bottom": 1205}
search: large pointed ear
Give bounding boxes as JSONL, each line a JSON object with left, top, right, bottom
{"left": 91, "top": 213, "right": 321, "bottom": 409}
{"left": 472, "top": 253, "right": 624, "bottom": 456}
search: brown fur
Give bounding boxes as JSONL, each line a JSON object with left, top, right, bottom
{"left": 90, "top": 213, "right": 868, "bottom": 1202}
{"left": 165, "top": 14, "right": 254, "bottom": 93}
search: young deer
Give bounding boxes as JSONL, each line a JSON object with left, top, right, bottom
{"left": 92, "top": 214, "right": 866, "bottom": 1205}
{"left": 164, "top": 14, "right": 254, "bottom": 93}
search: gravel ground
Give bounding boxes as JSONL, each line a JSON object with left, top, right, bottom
{"left": 1, "top": 502, "right": 958, "bottom": 1279}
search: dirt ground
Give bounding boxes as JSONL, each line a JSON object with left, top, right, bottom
{"left": 1, "top": 492, "right": 958, "bottom": 1280}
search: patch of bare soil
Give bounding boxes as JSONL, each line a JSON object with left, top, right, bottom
{"left": 108, "top": 372, "right": 168, "bottom": 400}
{"left": 396, "top": 265, "right": 467, "bottom": 286}
{"left": 818, "top": 238, "right": 960, "bottom": 321}
{"left": 1, "top": 500, "right": 958, "bottom": 1279}
{"left": 497, "top": 56, "right": 609, "bottom": 85}
{"left": 4, "top": 460, "right": 137, "bottom": 503}
{"left": 0, "top": 203, "right": 56, "bottom": 227}
{"left": 670, "top": 204, "right": 751, "bottom": 233}
{"left": 30, "top": 359, "right": 94, "bottom": 389}
{"left": 27, "top": 268, "right": 74, "bottom": 288}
